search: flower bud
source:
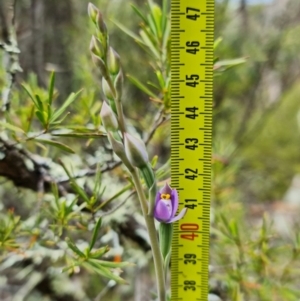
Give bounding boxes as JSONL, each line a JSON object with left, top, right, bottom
{"left": 100, "top": 102, "right": 118, "bottom": 131}
{"left": 114, "top": 70, "right": 123, "bottom": 100}
{"left": 91, "top": 53, "right": 108, "bottom": 78}
{"left": 90, "top": 36, "right": 105, "bottom": 59}
{"left": 107, "top": 132, "right": 133, "bottom": 171}
{"left": 107, "top": 47, "right": 120, "bottom": 75}
{"left": 88, "top": 3, "right": 99, "bottom": 24}
{"left": 124, "top": 133, "right": 149, "bottom": 168}
{"left": 96, "top": 11, "right": 107, "bottom": 36}
{"left": 102, "top": 78, "right": 114, "bottom": 100}
{"left": 107, "top": 131, "right": 124, "bottom": 154}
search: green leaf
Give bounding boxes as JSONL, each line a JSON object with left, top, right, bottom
{"left": 89, "top": 218, "right": 102, "bottom": 251}
{"left": 139, "top": 28, "right": 160, "bottom": 59}
{"left": 66, "top": 237, "right": 86, "bottom": 258}
{"left": 71, "top": 183, "right": 92, "bottom": 204}
{"left": 146, "top": 2, "right": 158, "bottom": 37}
{"left": 148, "top": 181, "right": 157, "bottom": 216}
{"left": 35, "top": 138, "right": 75, "bottom": 153}
{"left": 155, "top": 70, "right": 165, "bottom": 89}
{"left": 93, "top": 165, "right": 103, "bottom": 197}
{"left": 50, "top": 90, "right": 81, "bottom": 123}
{"left": 89, "top": 246, "right": 110, "bottom": 259}
{"left": 127, "top": 74, "right": 157, "bottom": 98}
{"left": 26, "top": 105, "right": 35, "bottom": 133}
{"left": 112, "top": 19, "right": 146, "bottom": 45}
{"left": 95, "top": 183, "right": 132, "bottom": 211}
{"left": 47, "top": 72, "right": 55, "bottom": 122}
{"left": 35, "top": 94, "right": 44, "bottom": 111}
{"left": 62, "top": 265, "right": 75, "bottom": 273}
{"left": 52, "top": 125, "right": 96, "bottom": 131}
{"left": 65, "top": 197, "right": 78, "bottom": 215}
{"left": 83, "top": 260, "right": 127, "bottom": 284}
{"left": 260, "top": 213, "right": 268, "bottom": 238}
{"left": 214, "top": 58, "right": 247, "bottom": 72}
{"left": 162, "top": 19, "right": 170, "bottom": 52}
{"left": 59, "top": 161, "right": 91, "bottom": 204}
{"left": 155, "top": 158, "right": 170, "bottom": 180}
{"left": 0, "top": 121, "right": 25, "bottom": 134}
{"left": 146, "top": 81, "right": 160, "bottom": 90}
{"left": 229, "top": 220, "right": 239, "bottom": 241}
{"left": 49, "top": 112, "right": 70, "bottom": 127}
{"left": 159, "top": 223, "right": 173, "bottom": 260}
{"left": 214, "top": 37, "right": 223, "bottom": 50}
{"left": 52, "top": 132, "right": 106, "bottom": 138}
{"left": 151, "top": 155, "right": 158, "bottom": 168}
{"left": 131, "top": 4, "right": 148, "bottom": 24}
{"left": 51, "top": 183, "right": 60, "bottom": 210}
{"left": 48, "top": 72, "right": 55, "bottom": 107}
{"left": 35, "top": 111, "right": 46, "bottom": 126}
{"left": 22, "top": 84, "right": 42, "bottom": 111}
{"left": 161, "top": 0, "right": 168, "bottom": 33}
{"left": 150, "top": 4, "right": 162, "bottom": 38}
{"left": 90, "top": 258, "right": 133, "bottom": 269}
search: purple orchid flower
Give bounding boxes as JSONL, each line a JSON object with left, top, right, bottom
{"left": 154, "top": 183, "right": 187, "bottom": 223}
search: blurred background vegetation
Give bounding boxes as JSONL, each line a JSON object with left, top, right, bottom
{"left": 1, "top": 0, "right": 300, "bottom": 300}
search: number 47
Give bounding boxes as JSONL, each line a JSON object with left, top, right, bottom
{"left": 186, "top": 7, "right": 200, "bottom": 21}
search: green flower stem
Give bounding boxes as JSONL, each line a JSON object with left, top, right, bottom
{"left": 106, "top": 76, "right": 126, "bottom": 134}
{"left": 131, "top": 169, "right": 166, "bottom": 301}
{"left": 101, "top": 45, "right": 164, "bottom": 300}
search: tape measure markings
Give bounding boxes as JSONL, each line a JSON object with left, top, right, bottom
{"left": 171, "top": 0, "right": 213, "bottom": 300}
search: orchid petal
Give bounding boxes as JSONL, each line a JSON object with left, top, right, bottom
{"left": 170, "top": 189, "right": 178, "bottom": 218}
{"left": 160, "top": 183, "right": 172, "bottom": 195}
{"left": 154, "top": 199, "right": 172, "bottom": 222}
{"left": 155, "top": 192, "right": 161, "bottom": 206}
{"left": 167, "top": 208, "right": 187, "bottom": 223}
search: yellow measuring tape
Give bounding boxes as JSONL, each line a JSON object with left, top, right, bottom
{"left": 171, "top": 0, "right": 213, "bottom": 300}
